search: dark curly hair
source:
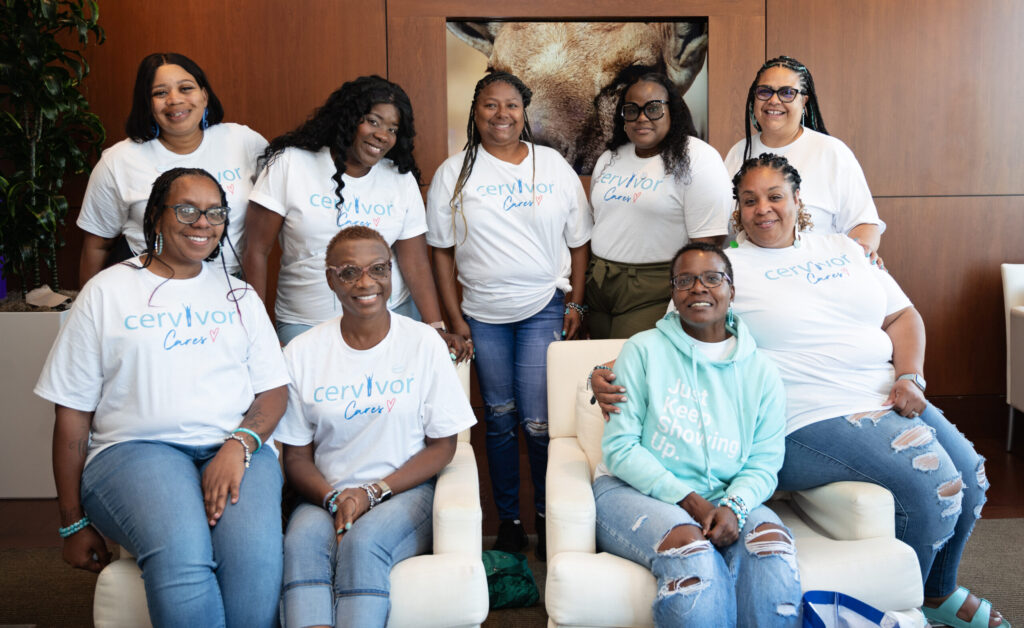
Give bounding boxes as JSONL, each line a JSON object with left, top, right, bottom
{"left": 742, "top": 56, "right": 828, "bottom": 161}
{"left": 605, "top": 73, "right": 697, "bottom": 179}
{"left": 126, "top": 53, "right": 225, "bottom": 143}
{"left": 730, "top": 152, "right": 812, "bottom": 234}
{"left": 448, "top": 71, "right": 535, "bottom": 238}
{"left": 260, "top": 76, "right": 420, "bottom": 215}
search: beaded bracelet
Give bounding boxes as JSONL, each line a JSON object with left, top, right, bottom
{"left": 232, "top": 427, "right": 263, "bottom": 453}
{"left": 720, "top": 495, "right": 749, "bottom": 530}
{"left": 564, "top": 302, "right": 587, "bottom": 318}
{"left": 324, "top": 489, "right": 342, "bottom": 514}
{"left": 58, "top": 516, "right": 91, "bottom": 539}
{"left": 226, "top": 434, "right": 252, "bottom": 468}
{"left": 361, "top": 483, "right": 382, "bottom": 510}
{"left": 587, "top": 364, "right": 613, "bottom": 390}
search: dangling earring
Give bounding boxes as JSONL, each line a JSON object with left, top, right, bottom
{"left": 151, "top": 123, "right": 160, "bottom": 138}
{"left": 201, "top": 107, "right": 209, "bottom": 131}
{"left": 801, "top": 110, "right": 807, "bottom": 127}
{"left": 155, "top": 233, "right": 164, "bottom": 255}
{"left": 727, "top": 303, "right": 736, "bottom": 329}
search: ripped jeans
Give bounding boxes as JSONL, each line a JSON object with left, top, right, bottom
{"left": 779, "top": 403, "right": 987, "bottom": 599}
{"left": 466, "top": 290, "right": 564, "bottom": 520}
{"left": 594, "top": 475, "right": 802, "bottom": 628}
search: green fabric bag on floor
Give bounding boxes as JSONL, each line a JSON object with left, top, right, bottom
{"left": 481, "top": 550, "right": 540, "bottom": 609}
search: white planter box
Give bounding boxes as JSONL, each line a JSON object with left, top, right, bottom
{"left": 0, "top": 310, "right": 67, "bottom": 497}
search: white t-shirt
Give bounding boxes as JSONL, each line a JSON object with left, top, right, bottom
{"left": 248, "top": 147, "right": 426, "bottom": 325}
{"left": 34, "top": 259, "right": 290, "bottom": 467}
{"left": 725, "top": 233, "right": 911, "bottom": 433}
{"left": 723, "top": 128, "right": 884, "bottom": 237}
{"left": 76, "top": 123, "right": 268, "bottom": 275}
{"left": 425, "top": 144, "right": 592, "bottom": 323}
{"left": 589, "top": 139, "right": 730, "bottom": 263}
{"left": 275, "top": 314, "right": 476, "bottom": 491}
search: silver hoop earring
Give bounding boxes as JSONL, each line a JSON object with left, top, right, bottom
{"left": 155, "top": 233, "right": 164, "bottom": 255}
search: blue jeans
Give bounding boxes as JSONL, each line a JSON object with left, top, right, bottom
{"left": 276, "top": 321, "right": 313, "bottom": 346}
{"left": 778, "top": 403, "right": 987, "bottom": 599}
{"left": 81, "top": 440, "right": 283, "bottom": 628}
{"left": 466, "top": 290, "right": 564, "bottom": 520}
{"left": 594, "top": 475, "right": 801, "bottom": 627}
{"left": 388, "top": 296, "right": 421, "bottom": 321}
{"left": 281, "top": 480, "right": 434, "bottom": 627}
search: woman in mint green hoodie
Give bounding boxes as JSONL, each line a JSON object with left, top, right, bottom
{"left": 593, "top": 242, "right": 800, "bottom": 627}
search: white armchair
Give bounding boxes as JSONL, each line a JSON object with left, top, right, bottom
{"left": 93, "top": 361, "right": 488, "bottom": 628}
{"left": 544, "top": 339, "right": 925, "bottom": 628}
{"left": 1001, "top": 263, "right": 1024, "bottom": 451}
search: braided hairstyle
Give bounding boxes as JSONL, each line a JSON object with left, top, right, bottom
{"left": 730, "top": 153, "right": 812, "bottom": 234}
{"left": 742, "top": 56, "right": 828, "bottom": 161}
{"left": 141, "top": 167, "right": 230, "bottom": 268}
{"left": 260, "top": 76, "right": 420, "bottom": 215}
{"left": 449, "top": 71, "right": 536, "bottom": 239}
{"left": 606, "top": 72, "right": 696, "bottom": 179}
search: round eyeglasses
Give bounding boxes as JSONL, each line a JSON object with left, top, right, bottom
{"left": 620, "top": 99, "right": 669, "bottom": 122}
{"left": 754, "top": 85, "right": 807, "bottom": 103}
{"left": 670, "top": 271, "right": 732, "bottom": 291}
{"left": 165, "top": 204, "right": 230, "bottom": 226}
{"left": 327, "top": 261, "right": 392, "bottom": 284}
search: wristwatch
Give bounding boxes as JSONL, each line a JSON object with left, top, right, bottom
{"left": 373, "top": 480, "right": 393, "bottom": 503}
{"left": 428, "top": 321, "right": 447, "bottom": 333}
{"left": 897, "top": 373, "right": 927, "bottom": 392}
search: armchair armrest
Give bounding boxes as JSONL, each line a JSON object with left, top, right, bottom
{"left": 546, "top": 437, "right": 597, "bottom": 557}
{"left": 432, "top": 440, "right": 482, "bottom": 555}
{"left": 790, "top": 481, "right": 895, "bottom": 541}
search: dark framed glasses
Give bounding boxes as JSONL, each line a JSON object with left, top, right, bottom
{"left": 327, "top": 261, "right": 392, "bottom": 284}
{"left": 754, "top": 85, "right": 807, "bottom": 103}
{"left": 166, "top": 204, "right": 230, "bottom": 226}
{"left": 620, "top": 99, "right": 669, "bottom": 122}
{"left": 670, "top": 271, "right": 732, "bottom": 291}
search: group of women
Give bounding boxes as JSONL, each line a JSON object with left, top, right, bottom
{"left": 36, "top": 48, "right": 1003, "bottom": 628}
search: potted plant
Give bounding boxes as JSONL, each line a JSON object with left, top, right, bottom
{"left": 0, "top": 0, "right": 105, "bottom": 297}
{"left": 0, "top": 0, "right": 104, "bottom": 498}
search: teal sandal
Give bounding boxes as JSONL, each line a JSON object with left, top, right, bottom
{"left": 922, "top": 587, "right": 1010, "bottom": 628}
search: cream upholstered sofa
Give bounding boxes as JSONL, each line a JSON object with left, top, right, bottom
{"left": 544, "top": 339, "right": 925, "bottom": 628}
{"left": 93, "top": 361, "right": 488, "bottom": 628}
{"left": 1002, "top": 263, "right": 1024, "bottom": 451}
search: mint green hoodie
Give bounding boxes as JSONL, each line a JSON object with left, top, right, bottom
{"left": 602, "top": 312, "right": 787, "bottom": 508}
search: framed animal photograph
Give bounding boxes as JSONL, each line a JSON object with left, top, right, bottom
{"left": 445, "top": 20, "right": 709, "bottom": 175}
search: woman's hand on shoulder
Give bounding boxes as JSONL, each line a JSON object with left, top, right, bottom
{"left": 202, "top": 439, "right": 247, "bottom": 525}
{"left": 590, "top": 363, "right": 625, "bottom": 421}
{"left": 334, "top": 487, "right": 371, "bottom": 537}
{"left": 62, "top": 526, "right": 111, "bottom": 573}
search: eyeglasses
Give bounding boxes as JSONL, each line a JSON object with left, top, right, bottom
{"left": 754, "top": 85, "right": 807, "bottom": 103}
{"left": 620, "top": 99, "right": 669, "bottom": 122}
{"left": 327, "top": 261, "right": 392, "bottom": 283}
{"left": 670, "top": 271, "right": 732, "bottom": 291}
{"left": 165, "top": 204, "right": 230, "bottom": 226}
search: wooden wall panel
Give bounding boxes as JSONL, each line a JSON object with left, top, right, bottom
{"left": 387, "top": 0, "right": 765, "bottom": 186}
{"left": 877, "top": 196, "right": 1024, "bottom": 395}
{"left": 82, "top": 0, "right": 387, "bottom": 146}
{"left": 57, "top": 0, "right": 388, "bottom": 294}
{"left": 767, "top": 0, "right": 1024, "bottom": 197}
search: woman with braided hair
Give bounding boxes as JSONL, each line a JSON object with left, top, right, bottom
{"left": 244, "top": 76, "right": 463, "bottom": 352}
{"left": 426, "top": 71, "right": 592, "bottom": 557}
{"left": 723, "top": 56, "right": 885, "bottom": 256}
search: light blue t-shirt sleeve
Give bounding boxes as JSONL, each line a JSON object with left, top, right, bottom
{"left": 602, "top": 339, "right": 696, "bottom": 505}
